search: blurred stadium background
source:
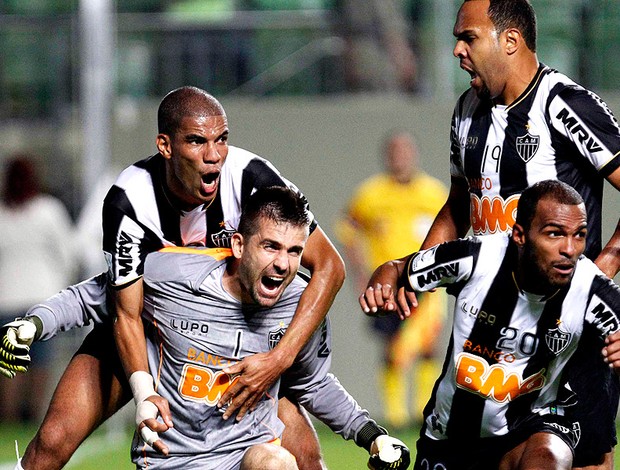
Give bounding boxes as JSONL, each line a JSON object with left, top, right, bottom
{"left": 1, "top": 0, "right": 620, "bottom": 467}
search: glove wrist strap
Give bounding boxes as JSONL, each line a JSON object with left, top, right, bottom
{"left": 355, "top": 421, "right": 387, "bottom": 451}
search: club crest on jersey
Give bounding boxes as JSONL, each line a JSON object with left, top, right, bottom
{"left": 211, "top": 228, "right": 235, "bottom": 248}
{"left": 516, "top": 132, "right": 540, "bottom": 162}
{"left": 268, "top": 327, "right": 287, "bottom": 350}
{"left": 545, "top": 327, "right": 571, "bottom": 355}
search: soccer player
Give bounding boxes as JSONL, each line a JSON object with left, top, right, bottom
{"left": 364, "top": 1, "right": 620, "bottom": 467}
{"left": 131, "top": 186, "right": 409, "bottom": 469}
{"left": 2, "top": 86, "right": 345, "bottom": 470}
{"left": 361, "top": 180, "right": 620, "bottom": 469}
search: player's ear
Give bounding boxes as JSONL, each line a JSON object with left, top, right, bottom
{"left": 504, "top": 28, "right": 521, "bottom": 55}
{"left": 231, "top": 233, "right": 244, "bottom": 259}
{"left": 156, "top": 133, "right": 172, "bottom": 159}
{"left": 512, "top": 223, "right": 526, "bottom": 247}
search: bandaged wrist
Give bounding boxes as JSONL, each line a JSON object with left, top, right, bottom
{"left": 129, "top": 371, "right": 156, "bottom": 404}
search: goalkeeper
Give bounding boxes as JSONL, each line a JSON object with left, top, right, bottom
{"left": 3, "top": 187, "right": 410, "bottom": 470}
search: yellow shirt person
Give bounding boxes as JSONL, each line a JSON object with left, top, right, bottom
{"left": 336, "top": 131, "right": 447, "bottom": 429}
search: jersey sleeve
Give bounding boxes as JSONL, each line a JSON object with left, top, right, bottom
{"left": 102, "top": 185, "right": 160, "bottom": 286}
{"left": 449, "top": 93, "right": 468, "bottom": 181}
{"left": 25, "top": 273, "right": 110, "bottom": 341}
{"left": 240, "top": 158, "right": 318, "bottom": 233}
{"left": 584, "top": 273, "right": 620, "bottom": 338}
{"left": 281, "top": 317, "right": 372, "bottom": 441}
{"left": 402, "top": 237, "right": 480, "bottom": 292}
{"left": 548, "top": 85, "right": 620, "bottom": 177}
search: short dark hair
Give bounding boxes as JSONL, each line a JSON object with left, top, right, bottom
{"left": 238, "top": 186, "right": 310, "bottom": 238}
{"left": 472, "top": 0, "right": 537, "bottom": 52}
{"left": 516, "top": 180, "right": 584, "bottom": 231}
{"left": 157, "top": 86, "right": 226, "bottom": 136}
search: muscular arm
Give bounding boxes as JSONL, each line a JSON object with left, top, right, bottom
{"left": 219, "top": 225, "right": 345, "bottom": 419}
{"left": 276, "top": 225, "right": 345, "bottom": 361}
{"left": 420, "top": 176, "right": 471, "bottom": 249}
{"left": 112, "top": 279, "right": 148, "bottom": 378}
{"left": 595, "top": 167, "right": 620, "bottom": 278}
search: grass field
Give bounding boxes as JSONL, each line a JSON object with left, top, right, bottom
{"left": 2, "top": 421, "right": 620, "bottom": 469}
{"left": 0, "top": 420, "right": 419, "bottom": 469}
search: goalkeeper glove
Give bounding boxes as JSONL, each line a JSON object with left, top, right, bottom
{"left": 368, "top": 434, "right": 411, "bottom": 470}
{"left": 0, "top": 319, "right": 38, "bottom": 379}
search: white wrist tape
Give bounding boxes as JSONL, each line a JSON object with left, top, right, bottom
{"left": 136, "top": 400, "right": 160, "bottom": 446}
{"left": 129, "top": 371, "right": 156, "bottom": 404}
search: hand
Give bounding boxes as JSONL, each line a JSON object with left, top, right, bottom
{"left": 368, "top": 435, "right": 411, "bottom": 470}
{"left": 0, "top": 319, "right": 37, "bottom": 378}
{"left": 218, "top": 350, "right": 289, "bottom": 421}
{"left": 359, "top": 261, "right": 418, "bottom": 319}
{"left": 135, "top": 394, "right": 173, "bottom": 455}
{"left": 359, "top": 283, "right": 418, "bottom": 321}
{"left": 603, "top": 331, "right": 620, "bottom": 372}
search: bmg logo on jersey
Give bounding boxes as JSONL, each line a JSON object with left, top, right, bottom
{"left": 455, "top": 352, "right": 545, "bottom": 403}
{"left": 179, "top": 363, "right": 236, "bottom": 405}
{"left": 470, "top": 194, "right": 520, "bottom": 234}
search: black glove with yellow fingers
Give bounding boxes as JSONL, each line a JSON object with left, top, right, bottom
{"left": 0, "top": 319, "right": 38, "bottom": 379}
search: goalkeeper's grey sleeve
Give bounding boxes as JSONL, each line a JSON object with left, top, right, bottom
{"left": 25, "top": 272, "right": 111, "bottom": 341}
{"left": 281, "top": 317, "right": 376, "bottom": 444}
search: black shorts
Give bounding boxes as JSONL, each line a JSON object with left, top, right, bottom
{"left": 74, "top": 322, "right": 127, "bottom": 388}
{"left": 413, "top": 413, "right": 578, "bottom": 470}
{"left": 562, "top": 333, "right": 619, "bottom": 466}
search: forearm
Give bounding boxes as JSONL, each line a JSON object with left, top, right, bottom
{"left": 595, "top": 218, "right": 620, "bottom": 278}
{"left": 113, "top": 279, "right": 149, "bottom": 378}
{"left": 113, "top": 313, "right": 150, "bottom": 376}
{"left": 26, "top": 273, "right": 110, "bottom": 341}
{"left": 290, "top": 371, "right": 371, "bottom": 442}
{"left": 274, "top": 227, "right": 345, "bottom": 362}
{"left": 274, "top": 264, "right": 344, "bottom": 363}
{"left": 421, "top": 177, "right": 471, "bottom": 250}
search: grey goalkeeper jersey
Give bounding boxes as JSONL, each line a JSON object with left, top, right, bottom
{"left": 128, "top": 247, "right": 370, "bottom": 470}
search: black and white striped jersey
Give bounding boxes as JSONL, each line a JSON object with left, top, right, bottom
{"left": 451, "top": 64, "right": 620, "bottom": 259}
{"left": 102, "top": 146, "right": 315, "bottom": 287}
{"left": 402, "top": 234, "right": 620, "bottom": 441}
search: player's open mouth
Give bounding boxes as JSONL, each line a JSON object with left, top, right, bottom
{"left": 201, "top": 172, "right": 220, "bottom": 193}
{"left": 261, "top": 275, "right": 285, "bottom": 293}
{"left": 553, "top": 262, "right": 574, "bottom": 276}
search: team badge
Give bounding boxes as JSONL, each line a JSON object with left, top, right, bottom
{"left": 211, "top": 228, "right": 235, "bottom": 248}
{"left": 545, "top": 327, "right": 571, "bottom": 355}
{"left": 268, "top": 327, "right": 287, "bottom": 350}
{"left": 516, "top": 132, "right": 540, "bottom": 162}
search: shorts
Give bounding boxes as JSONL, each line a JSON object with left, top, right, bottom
{"left": 562, "top": 333, "right": 619, "bottom": 466}
{"left": 75, "top": 322, "right": 127, "bottom": 388}
{"left": 413, "top": 413, "right": 578, "bottom": 470}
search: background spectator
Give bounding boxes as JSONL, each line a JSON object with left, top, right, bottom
{"left": 0, "top": 154, "right": 77, "bottom": 423}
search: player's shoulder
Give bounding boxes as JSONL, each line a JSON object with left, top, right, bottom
{"left": 453, "top": 88, "right": 484, "bottom": 120}
{"left": 540, "top": 65, "right": 605, "bottom": 105}
{"left": 225, "top": 145, "right": 271, "bottom": 169}
{"left": 145, "top": 247, "right": 231, "bottom": 284}
{"left": 112, "top": 154, "right": 160, "bottom": 191}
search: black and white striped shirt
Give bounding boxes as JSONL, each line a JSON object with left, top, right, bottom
{"left": 102, "top": 146, "right": 314, "bottom": 287}
{"left": 403, "top": 234, "right": 620, "bottom": 440}
{"left": 451, "top": 64, "right": 620, "bottom": 259}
